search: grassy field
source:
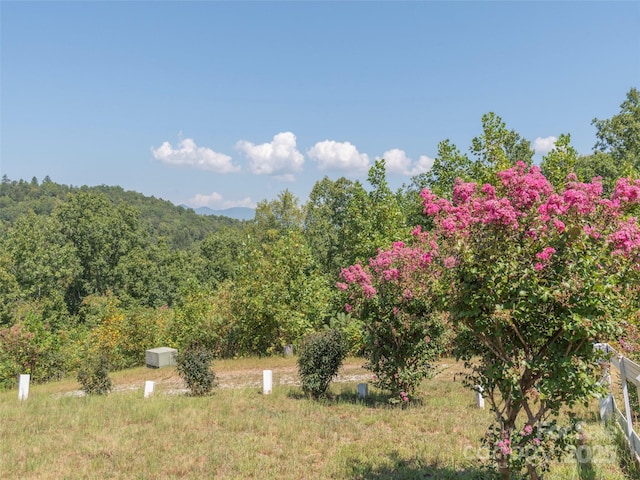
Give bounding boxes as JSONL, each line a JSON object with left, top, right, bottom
{"left": 0, "top": 357, "right": 636, "bottom": 479}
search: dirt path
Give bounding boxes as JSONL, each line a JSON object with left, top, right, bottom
{"left": 59, "top": 359, "right": 456, "bottom": 397}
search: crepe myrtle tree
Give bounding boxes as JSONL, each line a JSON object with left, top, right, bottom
{"left": 341, "top": 161, "right": 640, "bottom": 479}
{"left": 338, "top": 233, "right": 450, "bottom": 402}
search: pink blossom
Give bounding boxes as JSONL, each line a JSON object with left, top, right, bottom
{"left": 453, "top": 180, "right": 477, "bottom": 204}
{"left": 609, "top": 218, "right": 640, "bottom": 256}
{"left": 536, "top": 247, "right": 556, "bottom": 261}
{"left": 362, "top": 284, "right": 377, "bottom": 299}
{"left": 613, "top": 178, "right": 640, "bottom": 204}
{"left": 443, "top": 256, "right": 457, "bottom": 269}
{"left": 533, "top": 438, "right": 541, "bottom": 446}
{"left": 481, "top": 183, "right": 496, "bottom": 199}
{"left": 382, "top": 268, "right": 400, "bottom": 281}
{"left": 336, "top": 282, "right": 349, "bottom": 291}
{"left": 496, "top": 162, "right": 553, "bottom": 210}
{"left": 552, "top": 218, "right": 566, "bottom": 233}
{"left": 534, "top": 263, "right": 544, "bottom": 271}
{"left": 345, "top": 304, "right": 353, "bottom": 312}
{"left": 497, "top": 439, "right": 511, "bottom": 456}
{"left": 523, "top": 424, "right": 533, "bottom": 435}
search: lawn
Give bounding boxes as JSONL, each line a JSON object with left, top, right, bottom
{"left": 0, "top": 357, "right": 634, "bottom": 479}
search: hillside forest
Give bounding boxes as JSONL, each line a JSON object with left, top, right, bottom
{"left": 1, "top": 88, "right": 639, "bottom": 389}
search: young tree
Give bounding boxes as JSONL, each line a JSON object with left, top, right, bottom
{"left": 338, "top": 238, "right": 449, "bottom": 400}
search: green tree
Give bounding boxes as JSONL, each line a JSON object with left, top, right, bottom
{"left": 304, "top": 176, "right": 357, "bottom": 275}
{"left": 253, "top": 189, "right": 304, "bottom": 238}
{"left": 470, "top": 112, "right": 534, "bottom": 184}
{"left": 343, "top": 159, "right": 408, "bottom": 265}
{"left": 196, "top": 226, "right": 248, "bottom": 288}
{"left": 541, "top": 134, "right": 579, "bottom": 190}
{"left": 592, "top": 87, "right": 640, "bottom": 174}
{"left": 231, "top": 230, "right": 333, "bottom": 355}
{"left": 54, "top": 192, "right": 146, "bottom": 311}
{"left": 574, "top": 151, "right": 623, "bottom": 195}
{"left": 4, "top": 212, "right": 80, "bottom": 305}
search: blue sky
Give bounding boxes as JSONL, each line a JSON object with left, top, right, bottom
{"left": 1, "top": 1, "right": 639, "bottom": 210}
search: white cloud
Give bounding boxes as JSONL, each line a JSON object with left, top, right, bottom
{"left": 533, "top": 136, "right": 557, "bottom": 155}
{"left": 412, "top": 155, "right": 435, "bottom": 175}
{"left": 188, "top": 192, "right": 256, "bottom": 209}
{"left": 189, "top": 192, "right": 223, "bottom": 208}
{"left": 307, "top": 140, "right": 370, "bottom": 173}
{"left": 223, "top": 197, "right": 255, "bottom": 209}
{"left": 380, "top": 148, "right": 411, "bottom": 174}
{"left": 236, "top": 132, "right": 304, "bottom": 177}
{"left": 151, "top": 137, "right": 240, "bottom": 173}
{"left": 376, "top": 149, "right": 435, "bottom": 175}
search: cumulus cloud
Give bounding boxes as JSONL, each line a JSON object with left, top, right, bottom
{"left": 151, "top": 137, "right": 240, "bottom": 173}
{"left": 533, "top": 136, "right": 557, "bottom": 155}
{"left": 307, "top": 140, "right": 370, "bottom": 173}
{"left": 412, "top": 155, "right": 435, "bottom": 175}
{"left": 223, "top": 197, "right": 255, "bottom": 209}
{"left": 189, "top": 192, "right": 223, "bottom": 208}
{"left": 236, "top": 132, "right": 304, "bottom": 177}
{"left": 376, "top": 149, "right": 435, "bottom": 175}
{"left": 188, "top": 192, "right": 255, "bottom": 209}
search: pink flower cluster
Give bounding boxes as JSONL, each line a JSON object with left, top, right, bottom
{"left": 400, "top": 391, "right": 409, "bottom": 402}
{"left": 534, "top": 246, "right": 556, "bottom": 271}
{"left": 338, "top": 263, "right": 376, "bottom": 299}
{"left": 497, "top": 438, "right": 511, "bottom": 456}
{"left": 421, "top": 164, "right": 556, "bottom": 236}
{"left": 608, "top": 218, "right": 640, "bottom": 256}
{"left": 614, "top": 178, "right": 640, "bottom": 204}
{"left": 497, "top": 162, "right": 553, "bottom": 210}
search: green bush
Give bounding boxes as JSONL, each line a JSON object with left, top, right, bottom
{"left": 298, "top": 329, "right": 347, "bottom": 399}
{"left": 175, "top": 344, "right": 217, "bottom": 396}
{"left": 77, "top": 352, "right": 112, "bottom": 395}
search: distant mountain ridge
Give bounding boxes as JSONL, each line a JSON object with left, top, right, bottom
{"left": 191, "top": 206, "right": 255, "bottom": 221}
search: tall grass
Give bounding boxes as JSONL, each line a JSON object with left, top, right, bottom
{"left": 0, "top": 358, "right": 632, "bottom": 479}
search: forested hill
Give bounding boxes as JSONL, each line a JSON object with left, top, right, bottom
{"left": 0, "top": 175, "right": 244, "bottom": 250}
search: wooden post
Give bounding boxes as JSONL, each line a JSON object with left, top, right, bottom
{"left": 144, "top": 380, "right": 155, "bottom": 398}
{"left": 263, "top": 370, "right": 272, "bottom": 395}
{"left": 18, "top": 374, "right": 30, "bottom": 401}
{"left": 619, "top": 356, "right": 635, "bottom": 441}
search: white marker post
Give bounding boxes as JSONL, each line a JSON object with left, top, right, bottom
{"left": 263, "top": 370, "right": 272, "bottom": 395}
{"left": 18, "top": 374, "right": 30, "bottom": 401}
{"left": 475, "top": 385, "right": 485, "bottom": 409}
{"left": 357, "top": 383, "right": 368, "bottom": 399}
{"left": 144, "top": 380, "right": 155, "bottom": 398}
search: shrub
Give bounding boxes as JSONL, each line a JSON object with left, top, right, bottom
{"left": 298, "top": 329, "right": 347, "bottom": 399}
{"left": 77, "top": 352, "right": 112, "bottom": 395}
{"left": 175, "top": 344, "right": 217, "bottom": 396}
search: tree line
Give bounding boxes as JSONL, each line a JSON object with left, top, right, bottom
{"left": 0, "top": 87, "right": 637, "bottom": 388}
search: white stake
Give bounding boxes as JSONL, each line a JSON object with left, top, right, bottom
{"left": 475, "top": 385, "right": 485, "bottom": 409}
{"left": 144, "top": 380, "right": 155, "bottom": 398}
{"left": 263, "top": 370, "right": 272, "bottom": 394}
{"left": 18, "top": 374, "right": 30, "bottom": 401}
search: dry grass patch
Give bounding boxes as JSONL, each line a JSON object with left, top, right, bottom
{"left": 0, "top": 358, "right": 633, "bottom": 479}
